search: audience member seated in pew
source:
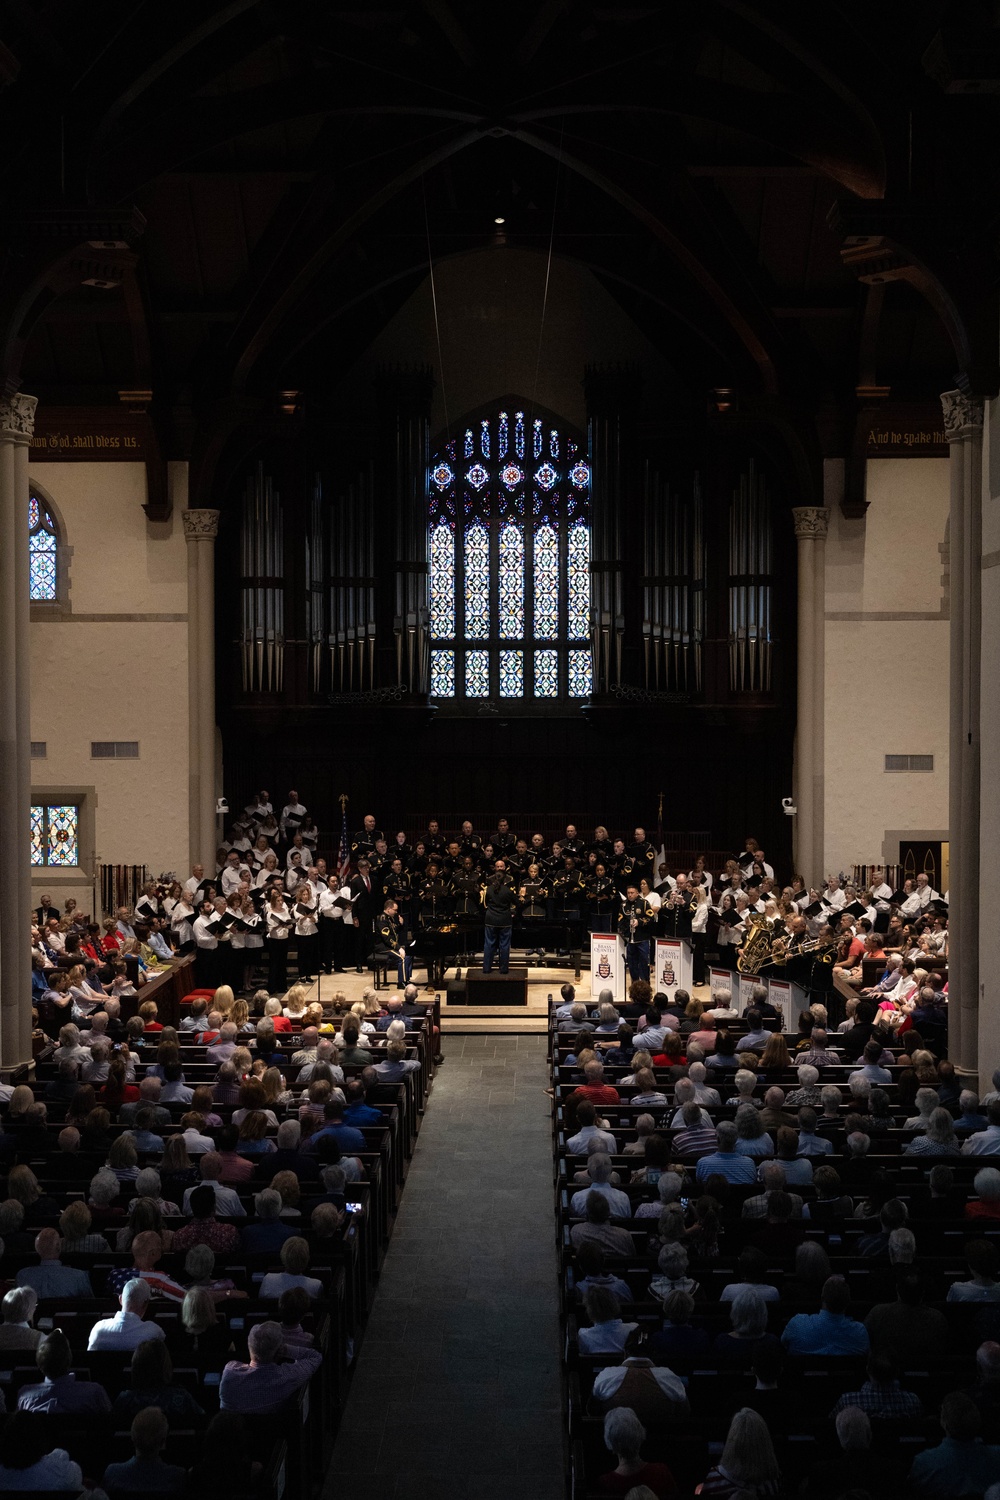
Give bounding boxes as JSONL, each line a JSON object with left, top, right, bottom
{"left": 596, "top": 1406, "right": 677, "bottom": 1498}
{"left": 570, "top": 1191, "right": 635, "bottom": 1257}
{"left": 89, "top": 1276, "right": 167, "bottom": 1350}
{"left": 699, "top": 1406, "right": 781, "bottom": 1500}
{"left": 0, "top": 1409, "right": 84, "bottom": 1491}
{"left": 908, "top": 1391, "right": 1000, "bottom": 1498}
{"left": 102, "top": 1404, "right": 187, "bottom": 1496}
{"left": 18, "top": 1328, "right": 113, "bottom": 1413}
{"left": 111, "top": 1338, "right": 207, "bottom": 1426}
{"left": 15, "top": 1226, "right": 94, "bottom": 1299}
{"left": 780, "top": 1274, "right": 870, "bottom": 1356}
{"left": 219, "top": 1318, "right": 322, "bottom": 1415}
{"left": 589, "top": 1331, "right": 691, "bottom": 1424}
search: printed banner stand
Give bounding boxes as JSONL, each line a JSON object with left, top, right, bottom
{"left": 590, "top": 933, "right": 626, "bottom": 1003}
{"left": 709, "top": 967, "right": 738, "bottom": 1005}
{"left": 654, "top": 937, "right": 693, "bottom": 999}
{"left": 738, "top": 972, "right": 759, "bottom": 1011}
{"left": 766, "top": 976, "right": 808, "bottom": 1029}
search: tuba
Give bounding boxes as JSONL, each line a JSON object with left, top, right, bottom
{"left": 737, "top": 913, "right": 774, "bottom": 975}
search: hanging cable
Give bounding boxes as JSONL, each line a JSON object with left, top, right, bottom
{"left": 530, "top": 117, "right": 566, "bottom": 419}
{"left": 422, "top": 174, "right": 450, "bottom": 442}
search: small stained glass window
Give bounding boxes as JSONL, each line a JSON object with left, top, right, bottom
{"left": 568, "top": 649, "right": 593, "bottom": 697}
{"left": 30, "top": 803, "right": 79, "bottom": 866}
{"left": 465, "top": 650, "right": 490, "bottom": 698}
{"left": 499, "top": 649, "right": 523, "bottom": 698}
{"left": 534, "top": 649, "right": 558, "bottom": 698}
{"left": 29, "top": 491, "right": 59, "bottom": 602}
{"left": 430, "top": 649, "right": 455, "bottom": 698}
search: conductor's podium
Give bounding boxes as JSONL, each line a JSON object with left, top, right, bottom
{"left": 465, "top": 967, "right": 529, "bottom": 1006}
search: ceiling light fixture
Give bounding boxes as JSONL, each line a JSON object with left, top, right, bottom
{"left": 494, "top": 216, "right": 505, "bottom": 225}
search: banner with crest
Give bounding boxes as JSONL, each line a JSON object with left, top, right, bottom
{"left": 590, "top": 933, "right": 625, "bottom": 1001}
{"left": 653, "top": 938, "right": 692, "bottom": 999}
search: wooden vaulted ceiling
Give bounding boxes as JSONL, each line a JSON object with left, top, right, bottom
{"left": 0, "top": 0, "right": 992, "bottom": 460}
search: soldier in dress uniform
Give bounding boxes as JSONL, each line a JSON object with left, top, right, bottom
{"left": 351, "top": 814, "right": 383, "bottom": 863}
{"left": 487, "top": 818, "right": 514, "bottom": 856}
{"left": 451, "top": 855, "right": 484, "bottom": 967}
{"left": 415, "top": 863, "right": 452, "bottom": 989}
{"left": 618, "top": 882, "right": 655, "bottom": 983}
{"left": 516, "top": 861, "right": 548, "bottom": 961}
{"left": 560, "top": 825, "right": 587, "bottom": 861}
{"left": 626, "top": 827, "right": 657, "bottom": 886}
{"left": 551, "top": 856, "right": 586, "bottom": 956}
{"left": 383, "top": 858, "right": 413, "bottom": 924}
{"left": 423, "top": 820, "right": 446, "bottom": 857}
{"left": 589, "top": 825, "right": 614, "bottom": 865}
{"left": 375, "top": 898, "right": 412, "bottom": 985}
{"left": 458, "top": 821, "right": 482, "bottom": 860}
{"left": 585, "top": 864, "right": 618, "bottom": 932}
{"left": 659, "top": 876, "right": 694, "bottom": 941}
{"left": 391, "top": 830, "right": 413, "bottom": 865}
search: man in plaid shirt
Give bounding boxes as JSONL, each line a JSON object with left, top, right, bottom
{"left": 829, "top": 1354, "right": 923, "bottom": 1424}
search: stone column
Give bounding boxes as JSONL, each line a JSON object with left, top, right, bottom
{"left": 942, "top": 390, "right": 983, "bottom": 1077}
{"left": 980, "top": 397, "right": 1000, "bottom": 1090}
{"left": 0, "top": 393, "right": 36, "bottom": 1071}
{"left": 792, "top": 506, "right": 830, "bottom": 885}
{"left": 182, "top": 509, "right": 220, "bottom": 869}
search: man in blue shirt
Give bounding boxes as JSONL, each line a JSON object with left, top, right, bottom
{"left": 303, "top": 1103, "right": 366, "bottom": 1156}
{"left": 15, "top": 1229, "right": 93, "bottom": 1300}
{"left": 909, "top": 1391, "right": 1000, "bottom": 1497}
{"left": 694, "top": 1121, "right": 759, "bottom": 1185}
{"left": 342, "top": 1079, "right": 382, "bottom": 1126}
{"left": 782, "top": 1275, "right": 870, "bottom": 1356}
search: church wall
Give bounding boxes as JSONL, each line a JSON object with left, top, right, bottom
{"left": 823, "top": 457, "right": 950, "bottom": 879}
{"left": 28, "top": 462, "right": 189, "bottom": 914}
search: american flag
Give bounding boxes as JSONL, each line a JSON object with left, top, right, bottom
{"left": 337, "top": 799, "right": 351, "bottom": 882}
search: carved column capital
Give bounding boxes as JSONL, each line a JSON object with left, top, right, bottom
{"left": 941, "top": 389, "right": 984, "bottom": 443}
{"left": 792, "top": 505, "right": 830, "bottom": 541}
{"left": 0, "top": 393, "right": 37, "bottom": 445}
{"left": 181, "top": 508, "right": 220, "bottom": 541}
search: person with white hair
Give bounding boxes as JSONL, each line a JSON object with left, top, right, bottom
{"left": 219, "top": 1318, "right": 322, "bottom": 1414}
{"left": 955, "top": 1091, "right": 990, "bottom": 1138}
{"left": 570, "top": 1154, "right": 631, "bottom": 1218}
{"left": 635, "top": 1172, "right": 683, "bottom": 1221}
{"left": 668, "top": 1077, "right": 712, "bottom": 1128}
{"left": 732, "top": 1069, "right": 762, "bottom": 1108}
{"left": 903, "top": 1107, "right": 961, "bottom": 1157}
{"left": 786, "top": 1064, "right": 822, "bottom": 1108}
{"left": 598, "top": 1406, "right": 675, "bottom": 1496}
{"left": 88, "top": 1277, "right": 167, "bottom": 1350}
{"left": 967, "top": 1169, "right": 1000, "bottom": 1222}
{"left": 0, "top": 1286, "right": 41, "bottom": 1349}
{"left": 904, "top": 1086, "right": 940, "bottom": 1132}
{"left": 686, "top": 1061, "right": 720, "bottom": 1107}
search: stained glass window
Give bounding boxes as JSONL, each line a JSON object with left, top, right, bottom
{"left": 430, "top": 649, "right": 455, "bottom": 697}
{"left": 464, "top": 522, "right": 490, "bottom": 639}
{"left": 30, "top": 803, "right": 79, "bottom": 866}
{"left": 29, "top": 491, "right": 59, "bottom": 602}
{"left": 568, "top": 650, "right": 593, "bottom": 698}
{"left": 465, "top": 650, "right": 490, "bottom": 697}
{"left": 534, "top": 649, "right": 558, "bottom": 698}
{"left": 427, "top": 408, "right": 592, "bottom": 701}
{"left": 499, "top": 649, "right": 524, "bottom": 697}
{"left": 498, "top": 523, "right": 524, "bottom": 638}
{"left": 429, "top": 521, "right": 456, "bottom": 637}
{"left": 567, "top": 520, "right": 590, "bottom": 639}
{"left": 30, "top": 806, "right": 45, "bottom": 866}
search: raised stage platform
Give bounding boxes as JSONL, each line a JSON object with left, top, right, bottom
{"left": 302, "top": 963, "right": 712, "bottom": 1033}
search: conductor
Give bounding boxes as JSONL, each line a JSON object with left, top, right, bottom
{"left": 482, "top": 861, "right": 519, "bottom": 975}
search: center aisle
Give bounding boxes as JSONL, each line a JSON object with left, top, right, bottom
{"left": 325, "top": 1034, "right": 566, "bottom": 1500}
